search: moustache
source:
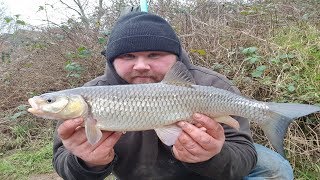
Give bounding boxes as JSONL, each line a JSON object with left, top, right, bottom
{"left": 131, "top": 73, "right": 156, "bottom": 79}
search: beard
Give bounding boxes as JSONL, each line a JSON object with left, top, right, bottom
{"left": 129, "top": 72, "right": 164, "bottom": 84}
{"left": 131, "top": 76, "right": 158, "bottom": 84}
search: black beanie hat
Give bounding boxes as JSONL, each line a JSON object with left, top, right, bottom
{"left": 105, "top": 12, "right": 181, "bottom": 62}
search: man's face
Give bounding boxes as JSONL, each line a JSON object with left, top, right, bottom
{"left": 113, "top": 51, "right": 177, "bottom": 84}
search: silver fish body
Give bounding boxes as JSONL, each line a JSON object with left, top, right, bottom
{"left": 28, "top": 62, "right": 320, "bottom": 157}
{"left": 64, "top": 84, "right": 268, "bottom": 131}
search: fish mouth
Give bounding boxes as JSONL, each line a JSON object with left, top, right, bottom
{"left": 27, "top": 97, "right": 42, "bottom": 115}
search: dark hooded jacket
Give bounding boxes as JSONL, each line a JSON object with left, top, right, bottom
{"left": 53, "top": 50, "right": 257, "bottom": 180}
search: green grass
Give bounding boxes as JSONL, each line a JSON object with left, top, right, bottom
{"left": 0, "top": 142, "right": 54, "bottom": 179}
{"left": 270, "top": 23, "right": 320, "bottom": 104}
{"left": 295, "top": 162, "right": 320, "bottom": 180}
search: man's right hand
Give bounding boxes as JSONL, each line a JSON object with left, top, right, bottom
{"left": 57, "top": 118, "right": 122, "bottom": 170}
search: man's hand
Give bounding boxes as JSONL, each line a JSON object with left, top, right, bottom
{"left": 172, "top": 113, "right": 225, "bottom": 163}
{"left": 57, "top": 118, "right": 122, "bottom": 169}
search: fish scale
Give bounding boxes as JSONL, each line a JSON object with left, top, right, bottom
{"left": 27, "top": 61, "right": 320, "bottom": 157}
{"left": 62, "top": 84, "right": 266, "bottom": 131}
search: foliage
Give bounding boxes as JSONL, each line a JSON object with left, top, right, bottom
{"left": 1, "top": 14, "right": 27, "bottom": 33}
{"left": 270, "top": 23, "right": 320, "bottom": 103}
{"left": 65, "top": 60, "right": 83, "bottom": 78}
{"left": 9, "top": 105, "right": 28, "bottom": 120}
{"left": 1, "top": 51, "right": 12, "bottom": 63}
{"left": 0, "top": 143, "right": 54, "bottom": 179}
{"left": 64, "top": 45, "right": 93, "bottom": 85}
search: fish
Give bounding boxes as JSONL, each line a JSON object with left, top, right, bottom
{"left": 27, "top": 61, "right": 320, "bottom": 157}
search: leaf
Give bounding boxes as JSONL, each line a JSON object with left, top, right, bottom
{"left": 279, "top": 54, "right": 295, "bottom": 59}
{"left": 256, "top": 65, "right": 267, "bottom": 71}
{"left": 4, "top": 17, "right": 13, "bottom": 23}
{"left": 287, "top": 84, "right": 296, "bottom": 92}
{"left": 240, "top": 10, "right": 256, "bottom": 15}
{"left": 251, "top": 65, "right": 267, "bottom": 78}
{"left": 69, "top": 74, "right": 81, "bottom": 78}
{"left": 37, "top": 6, "right": 44, "bottom": 12}
{"left": 65, "top": 62, "right": 83, "bottom": 72}
{"left": 240, "top": 11, "right": 250, "bottom": 15}
{"left": 242, "top": 47, "right": 257, "bottom": 55}
{"left": 270, "top": 58, "right": 280, "bottom": 64}
{"left": 302, "top": 13, "right": 309, "bottom": 20}
{"left": 17, "top": 105, "right": 27, "bottom": 111}
{"left": 77, "top": 46, "right": 86, "bottom": 52}
{"left": 98, "top": 37, "right": 106, "bottom": 45}
{"left": 249, "top": 57, "right": 259, "bottom": 64}
{"left": 78, "top": 51, "right": 91, "bottom": 58}
{"left": 10, "top": 111, "right": 27, "bottom": 120}
{"left": 66, "top": 52, "right": 76, "bottom": 59}
{"left": 245, "top": 55, "right": 261, "bottom": 64}
{"left": 211, "top": 63, "right": 224, "bottom": 70}
{"left": 77, "top": 46, "right": 91, "bottom": 58}
{"left": 190, "top": 49, "right": 207, "bottom": 56}
{"left": 197, "top": 49, "right": 207, "bottom": 56}
{"left": 251, "top": 71, "right": 263, "bottom": 78}
{"left": 16, "top": 20, "right": 26, "bottom": 25}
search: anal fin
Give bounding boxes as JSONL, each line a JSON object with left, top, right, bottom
{"left": 155, "top": 124, "right": 182, "bottom": 146}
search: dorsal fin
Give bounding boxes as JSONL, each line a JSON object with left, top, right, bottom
{"left": 161, "top": 61, "right": 196, "bottom": 87}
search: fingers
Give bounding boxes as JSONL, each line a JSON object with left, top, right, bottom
{"left": 74, "top": 131, "right": 115, "bottom": 152}
{"left": 177, "top": 121, "right": 216, "bottom": 150}
{"left": 80, "top": 132, "right": 123, "bottom": 165}
{"left": 172, "top": 138, "right": 198, "bottom": 163}
{"left": 93, "top": 132, "right": 122, "bottom": 154}
{"left": 173, "top": 114, "right": 226, "bottom": 163}
{"left": 57, "top": 118, "right": 123, "bottom": 167}
{"left": 58, "top": 118, "right": 84, "bottom": 140}
{"left": 173, "top": 129, "right": 212, "bottom": 163}
{"left": 192, "top": 113, "right": 225, "bottom": 141}
{"left": 64, "top": 128, "right": 88, "bottom": 150}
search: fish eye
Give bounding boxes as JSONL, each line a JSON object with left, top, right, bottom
{"left": 45, "top": 97, "right": 55, "bottom": 103}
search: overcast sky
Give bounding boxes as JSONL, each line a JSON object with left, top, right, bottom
{"left": 1, "top": 0, "right": 238, "bottom": 27}
{"left": 1, "top": 0, "right": 97, "bottom": 26}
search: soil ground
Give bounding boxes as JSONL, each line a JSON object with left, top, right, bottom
{"left": 29, "top": 173, "right": 62, "bottom": 180}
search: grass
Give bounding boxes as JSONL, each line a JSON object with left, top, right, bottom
{"left": 0, "top": 111, "right": 57, "bottom": 179}
{"left": 0, "top": 141, "right": 54, "bottom": 179}
{"left": 270, "top": 23, "right": 320, "bottom": 104}
{"left": 286, "top": 118, "right": 320, "bottom": 179}
{"left": 295, "top": 163, "right": 320, "bottom": 180}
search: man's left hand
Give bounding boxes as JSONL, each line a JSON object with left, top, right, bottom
{"left": 172, "top": 113, "right": 225, "bottom": 163}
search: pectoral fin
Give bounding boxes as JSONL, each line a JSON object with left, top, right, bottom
{"left": 85, "top": 116, "right": 102, "bottom": 145}
{"left": 155, "top": 124, "right": 182, "bottom": 146}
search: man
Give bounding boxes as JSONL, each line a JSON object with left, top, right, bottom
{"left": 53, "top": 12, "right": 294, "bottom": 179}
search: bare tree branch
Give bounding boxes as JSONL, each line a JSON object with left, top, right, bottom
{"left": 59, "top": 0, "right": 90, "bottom": 28}
{"left": 96, "top": 0, "right": 105, "bottom": 28}
{"left": 59, "top": 0, "right": 82, "bottom": 17}
{"left": 74, "top": 0, "right": 90, "bottom": 27}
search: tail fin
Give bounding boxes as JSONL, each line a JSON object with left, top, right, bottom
{"left": 261, "top": 103, "right": 320, "bottom": 157}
